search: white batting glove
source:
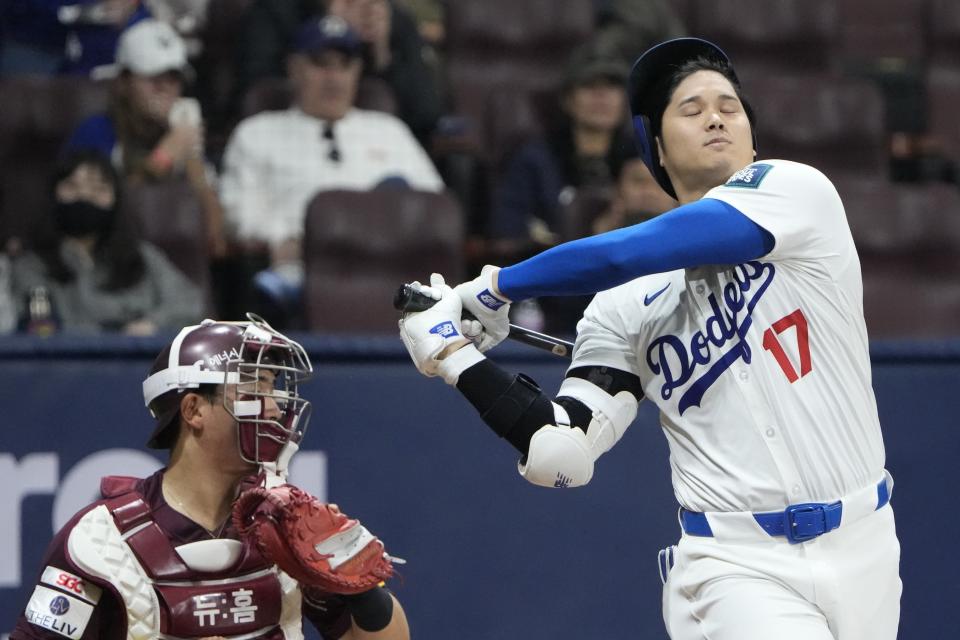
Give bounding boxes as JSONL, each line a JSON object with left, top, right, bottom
{"left": 399, "top": 273, "right": 483, "bottom": 384}
{"left": 454, "top": 265, "right": 512, "bottom": 352}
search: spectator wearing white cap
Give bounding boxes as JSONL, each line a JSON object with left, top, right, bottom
{"left": 219, "top": 14, "right": 443, "bottom": 319}
{"left": 64, "top": 18, "right": 227, "bottom": 257}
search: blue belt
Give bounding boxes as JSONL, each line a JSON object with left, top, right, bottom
{"left": 680, "top": 478, "right": 890, "bottom": 544}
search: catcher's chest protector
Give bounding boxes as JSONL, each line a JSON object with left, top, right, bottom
{"left": 66, "top": 478, "right": 303, "bottom": 640}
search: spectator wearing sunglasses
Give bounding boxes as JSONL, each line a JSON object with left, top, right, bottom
{"left": 219, "top": 15, "right": 443, "bottom": 318}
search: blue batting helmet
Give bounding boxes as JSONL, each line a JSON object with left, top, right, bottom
{"left": 628, "top": 37, "right": 757, "bottom": 199}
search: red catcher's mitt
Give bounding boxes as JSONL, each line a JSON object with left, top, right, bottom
{"left": 232, "top": 485, "right": 394, "bottom": 594}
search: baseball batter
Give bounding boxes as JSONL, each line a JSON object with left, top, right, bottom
{"left": 399, "top": 38, "right": 900, "bottom": 639}
{"left": 12, "top": 315, "right": 408, "bottom": 640}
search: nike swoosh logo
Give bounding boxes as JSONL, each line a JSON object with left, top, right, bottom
{"left": 644, "top": 283, "right": 670, "bottom": 306}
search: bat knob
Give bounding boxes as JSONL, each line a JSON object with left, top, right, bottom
{"left": 393, "top": 284, "right": 436, "bottom": 312}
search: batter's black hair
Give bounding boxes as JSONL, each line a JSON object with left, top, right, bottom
{"left": 646, "top": 56, "right": 757, "bottom": 145}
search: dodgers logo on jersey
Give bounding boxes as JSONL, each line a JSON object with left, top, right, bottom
{"left": 725, "top": 163, "right": 773, "bottom": 189}
{"left": 646, "top": 261, "right": 775, "bottom": 413}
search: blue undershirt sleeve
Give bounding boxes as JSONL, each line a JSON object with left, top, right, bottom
{"left": 496, "top": 198, "right": 775, "bottom": 300}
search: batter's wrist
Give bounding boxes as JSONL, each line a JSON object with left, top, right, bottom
{"left": 490, "top": 267, "right": 509, "bottom": 301}
{"left": 437, "top": 343, "right": 485, "bottom": 385}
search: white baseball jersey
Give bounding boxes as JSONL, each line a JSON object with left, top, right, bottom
{"left": 567, "top": 159, "right": 886, "bottom": 512}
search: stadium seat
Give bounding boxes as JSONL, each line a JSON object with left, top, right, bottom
{"left": 124, "top": 178, "right": 212, "bottom": 309}
{"left": 0, "top": 76, "right": 110, "bottom": 248}
{"left": 929, "top": 0, "right": 960, "bottom": 48}
{"left": 836, "top": 177, "right": 960, "bottom": 338}
{"left": 445, "top": 0, "right": 594, "bottom": 53}
{"left": 926, "top": 0, "right": 960, "bottom": 158}
{"left": 482, "top": 87, "right": 554, "bottom": 170}
{"left": 836, "top": 0, "right": 927, "bottom": 64}
{"left": 926, "top": 65, "right": 960, "bottom": 158}
{"left": 303, "top": 189, "right": 465, "bottom": 333}
{"left": 689, "top": 0, "right": 840, "bottom": 72}
{"left": 443, "top": 0, "right": 595, "bottom": 164}
{"left": 555, "top": 185, "right": 615, "bottom": 242}
{"left": 194, "top": 0, "right": 255, "bottom": 139}
{"left": 747, "top": 73, "right": 887, "bottom": 178}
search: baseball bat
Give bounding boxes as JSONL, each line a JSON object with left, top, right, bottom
{"left": 393, "top": 284, "right": 574, "bottom": 359}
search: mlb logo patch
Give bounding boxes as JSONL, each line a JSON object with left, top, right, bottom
{"left": 477, "top": 289, "right": 506, "bottom": 310}
{"left": 429, "top": 321, "right": 459, "bottom": 338}
{"left": 725, "top": 163, "right": 773, "bottom": 189}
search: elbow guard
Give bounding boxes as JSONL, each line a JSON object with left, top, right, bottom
{"left": 518, "top": 387, "right": 638, "bottom": 488}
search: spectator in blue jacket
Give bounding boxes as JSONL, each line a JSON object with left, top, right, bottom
{"left": 0, "top": 0, "right": 149, "bottom": 75}
{"left": 487, "top": 46, "right": 637, "bottom": 257}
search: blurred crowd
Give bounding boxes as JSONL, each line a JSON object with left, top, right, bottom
{"left": 0, "top": 0, "right": 957, "bottom": 339}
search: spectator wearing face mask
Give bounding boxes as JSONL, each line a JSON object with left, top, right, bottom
{"left": 9, "top": 150, "right": 202, "bottom": 334}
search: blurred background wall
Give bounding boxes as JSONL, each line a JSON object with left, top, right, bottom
{"left": 2, "top": 0, "right": 960, "bottom": 638}
{"left": 0, "top": 336, "right": 958, "bottom": 639}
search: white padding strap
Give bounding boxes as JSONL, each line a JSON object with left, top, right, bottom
{"left": 244, "top": 323, "right": 276, "bottom": 344}
{"left": 586, "top": 390, "right": 638, "bottom": 456}
{"left": 262, "top": 440, "right": 300, "bottom": 484}
{"left": 557, "top": 377, "right": 638, "bottom": 455}
{"left": 174, "top": 539, "right": 243, "bottom": 572}
{"left": 558, "top": 376, "right": 636, "bottom": 419}
{"left": 551, "top": 401, "right": 571, "bottom": 427}
{"left": 142, "top": 365, "right": 239, "bottom": 406}
{"left": 232, "top": 399, "right": 262, "bottom": 417}
{"left": 437, "top": 344, "right": 485, "bottom": 385}
{"left": 314, "top": 523, "right": 378, "bottom": 570}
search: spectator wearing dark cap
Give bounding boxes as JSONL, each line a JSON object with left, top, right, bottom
{"left": 487, "top": 47, "right": 638, "bottom": 249}
{"left": 219, "top": 15, "right": 443, "bottom": 315}
{"left": 236, "top": 0, "right": 442, "bottom": 143}
{"left": 485, "top": 46, "right": 674, "bottom": 335}
{"left": 63, "top": 18, "right": 228, "bottom": 257}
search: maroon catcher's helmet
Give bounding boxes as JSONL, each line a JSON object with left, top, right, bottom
{"left": 142, "top": 314, "right": 313, "bottom": 465}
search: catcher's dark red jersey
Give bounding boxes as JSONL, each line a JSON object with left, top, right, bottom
{"left": 10, "top": 470, "right": 351, "bottom": 640}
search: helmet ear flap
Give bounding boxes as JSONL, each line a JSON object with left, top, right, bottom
{"left": 632, "top": 113, "right": 677, "bottom": 200}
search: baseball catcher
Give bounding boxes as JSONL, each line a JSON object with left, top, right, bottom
{"left": 12, "top": 315, "right": 408, "bottom": 640}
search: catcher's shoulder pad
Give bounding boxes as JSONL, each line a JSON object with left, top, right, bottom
{"left": 100, "top": 475, "right": 140, "bottom": 498}
{"left": 67, "top": 505, "right": 161, "bottom": 638}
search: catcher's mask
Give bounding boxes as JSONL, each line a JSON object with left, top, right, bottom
{"left": 142, "top": 314, "right": 313, "bottom": 466}
{"left": 628, "top": 37, "right": 757, "bottom": 199}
